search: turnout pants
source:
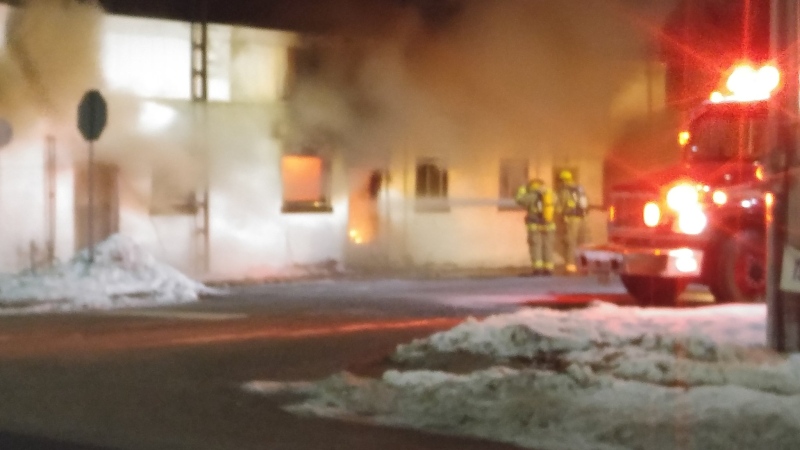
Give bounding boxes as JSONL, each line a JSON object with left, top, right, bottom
{"left": 527, "top": 224, "right": 555, "bottom": 270}
{"left": 563, "top": 216, "right": 584, "bottom": 267}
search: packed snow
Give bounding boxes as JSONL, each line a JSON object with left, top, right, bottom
{"left": 0, "top": 234, "right": 213, "bottom": 313}
{"left": 248, "top": 302, "right": 800, "bottom": 450}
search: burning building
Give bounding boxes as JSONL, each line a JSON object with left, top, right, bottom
{"left": 0, "top": 0, "right": 697, "bottom": 279}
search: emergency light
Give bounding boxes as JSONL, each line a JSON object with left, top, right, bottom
{"left": 678, "top": 131, "right": 690, "bottom": 146}
{"left": 710, "top": 63, "right": 781, "bottom": 103}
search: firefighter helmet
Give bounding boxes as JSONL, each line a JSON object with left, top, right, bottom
{"left": 558, "top": 170, "right": 573, "bottom": 183}
{"left": 527, "top": 178, "right": 544, "bottom": 190}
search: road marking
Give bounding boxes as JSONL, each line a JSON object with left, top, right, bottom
{"left": 170, "top": 317, "right": 461, "bottom": 345}
{"left": 100, "top": 310, "right": 248, "bottom": 321}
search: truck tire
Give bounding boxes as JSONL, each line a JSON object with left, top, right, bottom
{"left": 620, "top": 275, "right": 687, "bottom": 307}
{"left": 709, "top": 230, "right": 766, "bottom": 303}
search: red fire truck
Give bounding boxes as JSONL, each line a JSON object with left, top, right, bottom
{"left": 579, "top": 64, "right": 781, "bottom": 306}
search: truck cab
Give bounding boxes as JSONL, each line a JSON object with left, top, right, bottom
{"left": 580, "top": 64, "right": 778, "bottom": 306}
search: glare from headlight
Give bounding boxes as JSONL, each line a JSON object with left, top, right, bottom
{"left": 677, "top": 207, "right": 707, "bottom": 235}
{"left": 670, "top": 248, "right": 699, "bottom": 273}
{"left": 712, "top": 190, "right": 728, "bottom": 205}
{"left": 643, "top": 202, "right": 661, "bottom": 227}
{"left": 666, "top": 184, "right": 700, "bottom": 211}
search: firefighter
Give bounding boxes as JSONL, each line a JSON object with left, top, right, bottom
{"left": 515, "top": 178, "right": 556, "bottom": 276}
{"left": 555, "top": 169, "right": 589, "bottom": 274}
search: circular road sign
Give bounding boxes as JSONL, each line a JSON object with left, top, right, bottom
{"left": 78, "top": 89, "right": 108, "bottom": 142}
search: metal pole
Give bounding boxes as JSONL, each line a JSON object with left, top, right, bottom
{"left": 87, "top": 141, "right": 94, "bottom": 264}
{"left": 768, "top": 0, "right": 800, "bottom": 352}
{"left": 785, "top": 0, "right": 800, "bottom": 351}
{"left": 767, "top": 0, "right": 785, "bottom": 352}
{"left": 45, "top": 135, "right": 56, "bottom": 264}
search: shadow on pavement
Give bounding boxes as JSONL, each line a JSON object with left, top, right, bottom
{"left": 0, "top": 431, "right": 112, "bottom": 450}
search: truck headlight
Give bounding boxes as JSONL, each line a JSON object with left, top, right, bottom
{"left": 666, "top": 184, "right": 700, "bottom": 211}
{"left": 676, "top": 207, "right": 707, "bottom": 235}
{"left": 643, "top": 202, "right": 661, "bottom": 227}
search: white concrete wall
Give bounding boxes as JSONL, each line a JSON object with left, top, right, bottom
{"left": 0, "top": 131, "right": 48, "bottom": 271}
{"left": 343, "top": 137, "right": 610, "bottom": 271}
{"left": 0, "top": 123, "right": 84, "bottom": 273}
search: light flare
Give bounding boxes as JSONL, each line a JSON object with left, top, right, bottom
{"left": 678, "top": 131, "right": 690, "bottom": 146}
{"left": 666, "top": 184, "right": 700, "bottom": 212}
{"left": 755, "top": 165, "right": 765, "bottom": 181}
{"left": 643, "top": 202, "right": 660, "bottom": 227}
{"left": 714, "top": 63, "right": 781, "bottom": 103}
{"left": 712, "top": 190, "right": 728, "bottom": 205}
{"left": 676, "top": 207, "right": 707, "bottom": 235}
{"left": 766, "top": 192, "right": 775, "bottom": 223}
{"left": 670, "top": 248, "right": 700, "bottom": 273}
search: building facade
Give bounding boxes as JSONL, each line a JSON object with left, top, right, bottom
{"left": 0, "top": 3, "right": 669, "bottom": 280}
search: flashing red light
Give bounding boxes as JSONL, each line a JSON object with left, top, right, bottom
{"left": 712, "top": 64, "right": 781, "bottom": 103}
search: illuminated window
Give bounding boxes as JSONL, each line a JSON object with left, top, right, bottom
{"left": 102, "top": 17, "right": 192, "bottom": 99}
{"left": 281, "top": 154, "right": 332, "bottom": 213}
{"left": 499, "top": 159, "right": 529, "bottom": 210}
{"left": 415, "top": 157, "right": 449, "bottom": 211}
{"left": 230, "top": 28, "right": 294, "bottom": 102}
{"left": 206, "top": 25, "right": 232, "bottom": 102}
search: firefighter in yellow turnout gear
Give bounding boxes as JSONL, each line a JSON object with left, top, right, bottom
{"left": 555, "top": 170, "right": 589, "bottom": 274}
{"left": 515, "top": 178, "right": 556, "bottom": 276}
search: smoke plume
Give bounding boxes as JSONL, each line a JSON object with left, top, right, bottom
{"left": 0, "top": 0, "right": 103, "bottom": 132}
{"left": 283, "top": 0, "right": 679, "bottom": 179}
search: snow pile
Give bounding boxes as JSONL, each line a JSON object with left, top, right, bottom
{"left": 394, "top": 301, "right": 787, "bottom": 392}
{"left": 0, "top": 234, "right": 213, "bottom": 313}
{"left": 252, "top": 302, "right": 800, "bottom": 450}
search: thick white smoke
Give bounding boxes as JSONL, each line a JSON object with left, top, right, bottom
{"left": 0, "top": 0, "right": 103, "bottom": 132}
{"left": 284, "top": 0, "right": 680, "bottom": 183}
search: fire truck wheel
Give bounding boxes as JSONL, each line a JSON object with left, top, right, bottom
{"left": 709, "top": 230, "right": 766, "bottom": 303}
{"left": 620, "top": 275, "right": 688, "bottom": 307}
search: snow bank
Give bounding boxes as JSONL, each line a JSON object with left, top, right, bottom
{"left": 393, "top": 301, "right": 788, "bottom": 392}
{"left": 0, "top": 234, "right": 213, "bottom": 313}
{"left": 251, "top": 302, "right": 800, "bottom": 450}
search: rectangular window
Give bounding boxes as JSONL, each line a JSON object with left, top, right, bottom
{"left": 281, "top": 154, "right": 332, "bottom": 213}
{"left": 499, "top": 159, "right": 528, "bottom": 210}
{"left": 102, "top": 17, "right": 191, "bottom": 100}
{"left": 415, "top": 157, "right": 449, "bottom": 212}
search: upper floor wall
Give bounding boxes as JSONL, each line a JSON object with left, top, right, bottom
{"left": 102, "top": 16, "right": 296, "bottom": 104}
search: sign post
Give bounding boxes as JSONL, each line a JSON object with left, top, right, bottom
{"left": 768, "top": 0, "right": 800, "bottom": 352}
{"left": 77, "top": 90, "right": 108, "bottom": 265}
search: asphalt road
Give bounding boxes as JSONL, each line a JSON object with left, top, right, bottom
{"left": 0, "top": 275, "right": 696, "bottom": 450}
